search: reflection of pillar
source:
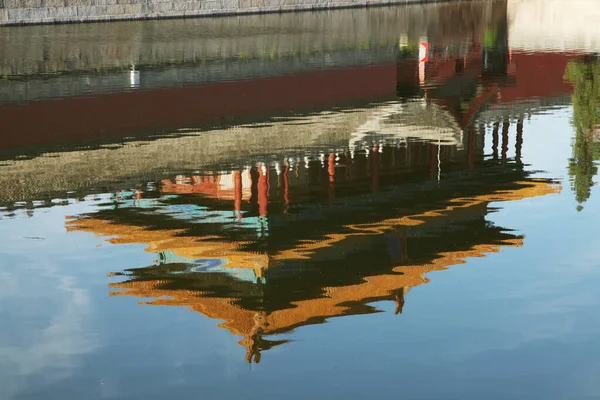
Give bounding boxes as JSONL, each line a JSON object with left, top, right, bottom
{"left": 492, "top": 121, "right": 499, "bottom": 161}
{"left": 328, "top": 153, "right": 335, "bottom": 183}
{"left": 233, "top": 171, "right": 242, "bottom": 218}
{"left": 516, "top": 119, "right": 523, "bottom": 165}
{"left": 346, "top": 151, "right": 353, "bottom": 181}
{"left": 258, "top": 166, "right": 269, "bottom": 217}
{"left": 371, "top": 145, "right": 379, "bottom": 193}
{"left": 502, "top": 120, "right": 510, "bottom": 163}
{"left": 283, "top": 165, "right": 290, "bottom": 212}
{"left": 328, "top": 153, "right": 335, "bottom": 200}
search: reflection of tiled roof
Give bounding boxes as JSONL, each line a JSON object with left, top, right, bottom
{"left": 68, "top": 179, "right": 560, "bottom": 360}
{"left": 67, "top": 180, "right": 559, "bottom": 268}
{"left": 69, "top": 178, "right": 561, "bottom": 274}
{"left": 273, "top": 179, "right": 560, "bottom": 261}
{"left": 66, "top": 220, "right": 271, "bottom": 277}
{"left": 108, "top": 238, "right": 523, "bottom": 359}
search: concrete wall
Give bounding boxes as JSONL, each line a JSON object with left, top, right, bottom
{"left": 0, "top": 0, "right": 476, "bottom": 26}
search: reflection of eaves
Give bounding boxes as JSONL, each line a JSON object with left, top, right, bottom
{"left": 349, "top": 100, "right": 464, "bottom": 149}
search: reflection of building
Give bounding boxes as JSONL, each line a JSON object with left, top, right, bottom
{"left": 0, "top": 0, "right": 505, "bottom": 153}
{"left": 67, "top": 149, "right": 560, "bottom": 363}
{"left": 1, "top": 0, "right": 587, "bottom": 209}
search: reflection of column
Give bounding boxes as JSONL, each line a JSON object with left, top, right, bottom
{"left": 258, "top": 166, "right": 269, "bottom": 217}
{"left": 328, "top": 153, "right": 335, "bottom": 183}
{"left": 371, "top": 145, "right": 379, "bottom": 193}
{"left": 492, "top": 121, "right": 499, "bottom": 161}
{"left": 346, "top": 151, "right": 353, "bottom": 181}
{"left": 283, "top": 165, "right": 290, "bottom": 212}
{"left": 516, "top": 119, "right": 523, "bottom": 165}
{"left": 233, "top": 171, "right": 242, "bottom": 218}
{"left": 328, "top": 153, "right": 335, "bottom": 200}
{"left": 502, "top": 120, "right": 510, "bottom": 164}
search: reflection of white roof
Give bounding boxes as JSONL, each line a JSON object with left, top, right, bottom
{"left": 508, "top": 0, "right": 600, "bottom": 52}
{"left": 349, "top": 100, "right": 463, "bottom": 149}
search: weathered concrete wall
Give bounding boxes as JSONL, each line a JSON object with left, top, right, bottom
{"left": 0, "top": 0, "right": 482, "bottom": 26}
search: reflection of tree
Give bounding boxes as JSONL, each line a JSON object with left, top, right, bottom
{"left": 565, "top": 58, "right": 600, "bottom": 208}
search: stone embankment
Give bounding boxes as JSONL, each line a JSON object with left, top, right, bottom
{"left": 0, "top": 0, "right": 468, "bottom": 26}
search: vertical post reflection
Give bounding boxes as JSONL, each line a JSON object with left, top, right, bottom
{"left": 501, "top": 120, "right": 510, "bottom": 164}
{"left": 283, "top": 165, "right": 290, "bottom": 213}
{"left": 328, "top": 153, "right": 336, "bottom": 200}
{"left": 234, "top": 171, "right": 242, "bottom": 219}
{"left": 258, "top": 165, "right": 269, "bottom": 218}
{"left": 516, "top": 119, "right": 523, "bottom": 165}
{"left": 371, "top": 145, "right": 379, "bottom": 193}
{"left": 492, "top": 121, "right": 499, "bottom": 161}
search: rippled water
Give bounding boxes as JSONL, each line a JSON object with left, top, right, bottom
{"left": 2, "top": 1, "right": 600, "bottom": 399}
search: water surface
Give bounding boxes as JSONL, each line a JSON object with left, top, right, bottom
{"left": 2, "top": 1, "right": 600, "bottom": 399}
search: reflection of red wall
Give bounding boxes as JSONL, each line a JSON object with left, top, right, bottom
{"left": 426, "top": 47, "right": 483, "bottom": 83}
{"left": 397, "top": 61, "right": 418, "bottom": 84}
{"left": 411, "top": 50, "right": 581, "bottom": 102}
{"left": 498, "top": 52, "right": 582, "bottom": 102}
{"left": 0, "top": 63, "right": 397, "bottom": 151}
{"left": 401, "top": 50, "right": 583, "bottom": 130}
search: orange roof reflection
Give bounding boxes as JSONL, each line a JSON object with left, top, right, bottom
{"left": 67, "top": 178, "right": 560, "bottom": 362}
